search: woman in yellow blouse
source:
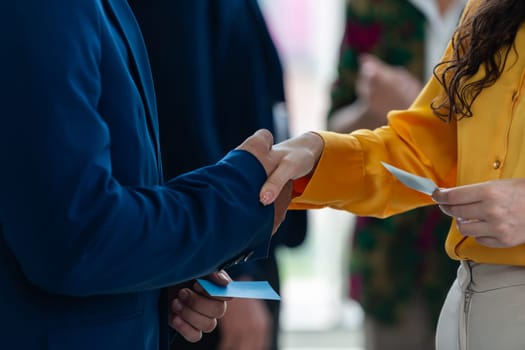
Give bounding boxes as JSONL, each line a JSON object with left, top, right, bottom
{"left": 259, "top": 0, "right": 525, "bottom": 349}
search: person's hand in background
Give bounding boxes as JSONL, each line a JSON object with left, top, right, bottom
{"left": 169, "top": 271, "right": 232, "bottom": 342}
{"left": 356, "top": 53, "right": 423, "bottom": 120}
{"left": 328, "top": 54, "right": 422, "bottom": 133}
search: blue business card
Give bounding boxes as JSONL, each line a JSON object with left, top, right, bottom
{"left": 197, "top": 279, "right": 281, "bottom": 300}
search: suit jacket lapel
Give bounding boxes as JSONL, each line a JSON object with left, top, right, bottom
{"left": 104, "top": 0, "right": 163, "bottom": 181}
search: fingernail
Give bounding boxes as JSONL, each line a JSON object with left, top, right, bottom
{"left": 217, "top": 270, "right": 231, "bottom": 282}
{"left": 173, "top": 299, "right": 183, "bottom": 313}
{"left": 260, "top": 192, "right": 273, "bottom": 206}
{"left": 431, "top": 187, "right": 445, "bottom": 203}
{"left": 179, "top": 289, "right": 189, "bottom": 301}
{"left": 457, "top": 217, "right": 480, "bottom": 224}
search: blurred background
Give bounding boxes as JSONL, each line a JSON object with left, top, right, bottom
{"left": 258, "top": 1, "right": 365, "bottom": 349}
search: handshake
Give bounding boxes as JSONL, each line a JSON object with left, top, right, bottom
{"left": 169, "top": 129, "right": 324, "bottom": 343}
{"left": 235, "top": 129, "right": 324, "bottom": 234}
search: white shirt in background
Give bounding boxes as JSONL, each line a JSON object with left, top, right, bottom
{"left": 409, "top": 0, "right": 468, "bottom": 80}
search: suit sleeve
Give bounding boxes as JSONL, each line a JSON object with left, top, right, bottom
{"left": 0, "top": 1, "right": 273, "bottom": 296}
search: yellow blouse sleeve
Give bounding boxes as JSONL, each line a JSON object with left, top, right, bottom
{"left": 290, "top": 72, "right": 458, "bottom": 217}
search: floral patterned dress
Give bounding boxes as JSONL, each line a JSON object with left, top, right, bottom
{"left": 329, "top": 0, "right": 459, "bottom": 328}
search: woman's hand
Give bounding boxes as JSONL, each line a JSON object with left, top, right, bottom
{"left": 432, "top": 179, "right": 525, "bottom": 248}
{"left": 259, "top": 132, "right": 324, "bottom": 206}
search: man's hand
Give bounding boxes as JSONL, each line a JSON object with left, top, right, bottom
{"left": 169, "top": 271, "right": 232, "bottom": 343}
{"left": 235, "top": 129, "right": 293, "bottom": 233}
{"left": 432, "top": 179, "right": 525, "bottom": 248}
{"left": 272, "top": 180, "right": 292, "bottom": 234}
{"left": 235, "top": 129, "right": 276, "bottom": 176}
{"left": 217, "top": 277, "right": 272, "bottom": 350}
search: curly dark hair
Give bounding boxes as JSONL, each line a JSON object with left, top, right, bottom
{"left": 431, "top": 0, "right": 525, "bottom": 122}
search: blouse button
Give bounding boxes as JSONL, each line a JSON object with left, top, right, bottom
{"left": 493, "top": 159, "right": 501, "bottom": 169}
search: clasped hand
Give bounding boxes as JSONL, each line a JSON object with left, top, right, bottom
{"left": 235, "top": 129, "right": 324, "bottom": 231}
{"left": 433, "top": 179, "right": 525, "bottom": 248}
{"left": 168, "top": 130, "right": 324, "bottom": 343}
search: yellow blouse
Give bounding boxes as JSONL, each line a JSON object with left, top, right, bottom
{"left": 291, "top": 6, "right": 525, "bottom": 266}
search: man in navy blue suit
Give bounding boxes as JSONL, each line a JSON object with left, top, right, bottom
{"left": 128, "top": 1, "right": 307, "bottom": 349}
{"left": 0, "top": 1, "right": 291, "bottom": 349}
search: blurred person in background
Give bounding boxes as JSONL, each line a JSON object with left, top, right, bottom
{"left": 129, "top": 1, "right": 308, "bottom": 349}
{"left": 259, "top": 1, "right": 525, "bottom": 349}
{"left": 327, "top": 0, "right": 466, "bottom": 349}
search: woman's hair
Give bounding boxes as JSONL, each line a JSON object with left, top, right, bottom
{"left": 431, "top": 0, "right": 525, "bottom": 122}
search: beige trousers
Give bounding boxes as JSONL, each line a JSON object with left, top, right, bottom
{"left": 436, "top": 261, "right": 525, "bottom": 350}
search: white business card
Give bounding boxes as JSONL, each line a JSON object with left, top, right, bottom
{"left": 381, "top": 162, "right": 437, "bottom": 196}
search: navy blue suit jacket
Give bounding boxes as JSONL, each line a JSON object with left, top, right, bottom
{"left": 0, "top": 1, "right": 274, "bottom": 349}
